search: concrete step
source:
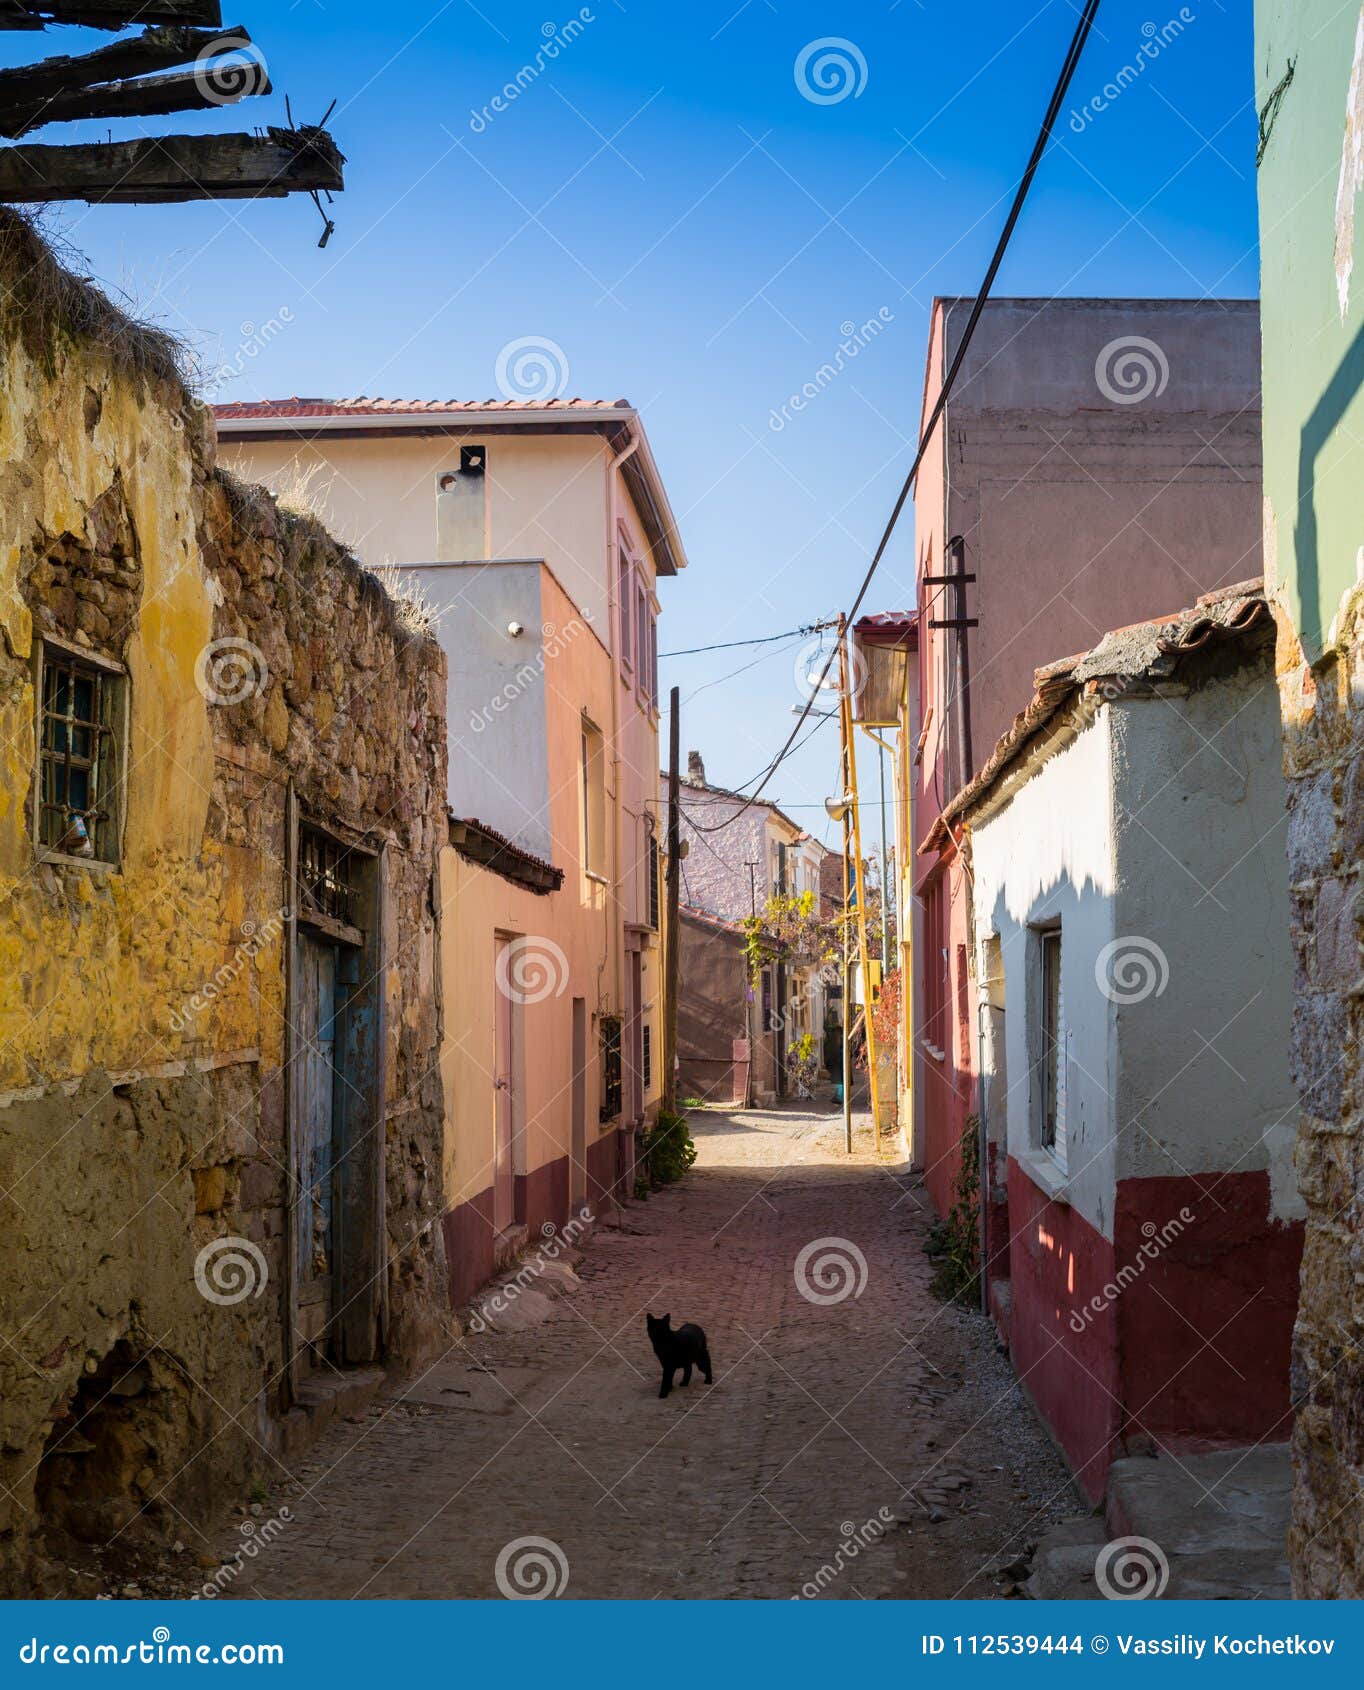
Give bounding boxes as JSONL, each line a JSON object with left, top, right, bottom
{"left": 276, "top": 1366, "right": 386, "bottom": 1458}
{"left": 1028, "top": 1444, "right": 1292, "bottom": 1600}
{"left": 1025, "top": 1515, "right": 1109, "bottom": 1600}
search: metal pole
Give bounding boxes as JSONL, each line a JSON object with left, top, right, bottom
{"left": 840, "top": 628, "right": 882, "bottom": 1152}
{"left": 840, "top": 704, "right": 853, "bottom": 1156}
{"left": 662, "top": 686, "right": 681, "bottom": 1115}
{"left": 878, "top": 739, "right": 891, "bottom": 968}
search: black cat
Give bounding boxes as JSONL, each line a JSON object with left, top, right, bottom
{"left": 646, "top": 1313, "right": 713, "bottom": 1399}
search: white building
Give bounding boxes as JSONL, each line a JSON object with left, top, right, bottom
{"left": 939, "top": 581, "right": 1303, "bottom": 1500}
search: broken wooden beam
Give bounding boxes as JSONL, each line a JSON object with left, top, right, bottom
{"left": 0, "top": 3, "right": 221, "bottom": 29}
{"left": 0, "top": 125, "right": 344, "bottom": 203}
{"left": 0, "top": 57, "right": 267, "bottom": 137}
{"left": 0, "top": 23, "right": 248, "bottom": 117}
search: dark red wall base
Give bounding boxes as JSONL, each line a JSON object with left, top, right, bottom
{"left": 443, "top": 1126, "right": 635, "bottom": 1311}
{"left": 1005, "top": 1157, "right": 1303, "bottom": 1501}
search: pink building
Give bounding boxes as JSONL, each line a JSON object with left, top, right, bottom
{"left": 907, "top": 296, "right": 1262, "bottom": 1233}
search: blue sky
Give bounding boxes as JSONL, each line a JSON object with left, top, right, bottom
{"left": 14, "top": 0, "right": 1260, "bottom": 847}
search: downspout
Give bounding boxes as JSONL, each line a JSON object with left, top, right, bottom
{"left": 607, "top": 431, "right": 641, "bottom": 1175}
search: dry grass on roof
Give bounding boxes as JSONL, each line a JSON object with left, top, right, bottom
{"left": 0, "top": 206, "right": 190, "bottom": 396}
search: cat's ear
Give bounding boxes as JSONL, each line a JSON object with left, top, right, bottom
{"left": 661, "top": 1313, "right": 670, "bottom": 1325}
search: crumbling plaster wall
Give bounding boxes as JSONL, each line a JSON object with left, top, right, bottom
{"left": 0, "top": 218, "right": 448, "bottom": 1593}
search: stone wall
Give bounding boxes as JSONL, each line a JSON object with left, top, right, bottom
{"left": 1276, "top": 604, "right": 1364, "bottom": 1598}
{"left": 0, "top": 214, "right": 448, "bottom": 1594}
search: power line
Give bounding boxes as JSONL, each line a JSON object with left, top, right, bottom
{"left": 684, "top": 0, "right": 1103, "bottom": 836}
{"left": 659, "top": 618, "right": 838, "bottom": 659}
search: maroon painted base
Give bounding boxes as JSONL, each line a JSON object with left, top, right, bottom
{"left": 1005, "top": 1156, "right": 1304, "bottom": 1501}
{"left": 443, "top": 1126, "right": 636, "bottom": 1310}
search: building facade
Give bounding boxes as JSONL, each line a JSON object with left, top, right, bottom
{"left": 947, "top": 584, "right": 1301, "bottom": 1499}
{"left": 674, "top": 754, "right": 831, "bottom": 1105}
{"left": 0, "top": 223, "right": 449, "bottom": 1593}
{"left": 216, "top": 397, "right": 686, "bottom": 1309}
{"left": 908, "top": 296, "right": 1263, "bottom": 1223}
{"left": 1256, "top": 0, "right": 1364, "bottom": 1597}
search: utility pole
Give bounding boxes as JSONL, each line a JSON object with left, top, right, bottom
{"left": 840, "top": 628, "right": 882, "bottom": 1153}
{"left": 838, "top": 679, "right": 853, "bottom": 1157}
{"left": 662, "top": 685, "right": 681, "bottom": 1115}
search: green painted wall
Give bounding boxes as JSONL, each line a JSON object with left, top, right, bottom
{"left": 1257, "top": 0, "right": 1364, "bottom": 658}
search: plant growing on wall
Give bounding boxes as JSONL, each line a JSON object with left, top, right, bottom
{"left": 924, "top": 1115, "right": 981, "bottom": 1305}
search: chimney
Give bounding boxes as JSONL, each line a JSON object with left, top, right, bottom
{"left": 686, "top": 750, "right": 706, "bottom": 786}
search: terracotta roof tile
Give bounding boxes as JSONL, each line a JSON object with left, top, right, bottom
{"left": 922, "top": 579, "right": 1271, "bottom": 852}
{"left": 214, "top": 396, "right": 631, "bottom": 421}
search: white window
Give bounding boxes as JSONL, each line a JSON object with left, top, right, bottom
{"left": 617, "top": 537, "right": 634, "bottom": 672}
{"left": 1038, "top": 927, "right": 1065, "bottom": 1167}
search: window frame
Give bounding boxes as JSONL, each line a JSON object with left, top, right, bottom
{"left": 32, "top": 636, "right": 128, "bottom": 868}
{"left": 617, "top": 528, "right": 635, "bottom": 675}
{"left": 1035, "top": 924, "right": 1065, "bottom": 1166}
{"left": 580, "top": 714, "right": 607, "bottom": 880}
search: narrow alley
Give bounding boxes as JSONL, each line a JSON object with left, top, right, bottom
{"left": 204, "top": 1109, "right": 1076, "bottom": 1601}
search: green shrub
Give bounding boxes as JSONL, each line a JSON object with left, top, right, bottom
{"left": 640, "top": 1107, "right": 698, "bottom": 1190}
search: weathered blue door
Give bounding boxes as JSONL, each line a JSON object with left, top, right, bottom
{"left": 297, "top": 937, "right": 338, "bottom": 1350}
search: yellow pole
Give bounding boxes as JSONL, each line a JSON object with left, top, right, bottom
{"left": 839, "top": 627, "right": 882, "bottom": 1152}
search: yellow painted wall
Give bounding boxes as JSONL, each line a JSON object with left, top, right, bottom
{"left": 0, "top": 336, "right": 291, "bottom": 1094}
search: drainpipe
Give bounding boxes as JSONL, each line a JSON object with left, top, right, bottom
{"left": 607, "top": 431, "right": 641, "bottom": 1173}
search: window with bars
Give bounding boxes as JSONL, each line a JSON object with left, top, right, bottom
{"left": 648, "top": 837, "right": 660, "bottom": 929}
{"left": 642, "top": 1023, "right": 652, "bottom": 1091}
{"left": 599, "top": 1016, "right": 622, "bottom": 1123}
{"left": 36, "top": 644, "right": 124, "bottom": 863}
{"left": 299, "top": 825, "right": 360, "bottom": 928}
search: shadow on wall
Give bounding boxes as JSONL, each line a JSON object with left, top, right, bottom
{"left": 1295, "top": 318, "right": 1364, "bottom": 653}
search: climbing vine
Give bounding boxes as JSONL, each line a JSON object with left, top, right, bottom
{"left": 924, "top": 1115, "right": 981, "bottom": 1306}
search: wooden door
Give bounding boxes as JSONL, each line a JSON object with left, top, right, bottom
{"left": 493, "top": 938, "right": 516, "bottom": 1233}
{"left": 297, "top": 936, "right": 338, "bottom": 1347}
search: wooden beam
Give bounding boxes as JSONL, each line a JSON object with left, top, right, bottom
{"left": 0, "top": 3, "right": 221, "bottom": 29}
{"left": 0, "top": 126, "right": 344, "bottom": 203}
{"left": 0, "top": 23, "right": 246, "bottom": 114}
{"left": 1, "top": 59, "right": 267, "bottom": 136}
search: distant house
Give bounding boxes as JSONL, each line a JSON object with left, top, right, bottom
{"left": 217, "top": 397, "right": 687, "bottom": 1305}
{"left": 939, "top": 582, "right": 1302, "bottom": 1499}
{"left": 674, "top": 753, "right": 831, "bottom": 1105}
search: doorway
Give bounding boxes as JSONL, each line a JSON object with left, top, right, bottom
{"left": 493, "top": 934, "right": 523, "bottom": 1235}
{"left": 571, "top": 997, "right": 588, "bottom": 1209}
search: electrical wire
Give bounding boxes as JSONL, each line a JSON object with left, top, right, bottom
{"left": 683, "top": 0, "right": 1103, "bottom": 835}
{"left": 659, "top": 618, "right": 838, "bottom": 659}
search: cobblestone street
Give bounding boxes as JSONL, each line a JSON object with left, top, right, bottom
{"left": 215, "top": 1107, "right": 1079, "bottom": 1601}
